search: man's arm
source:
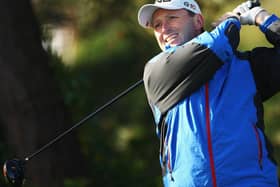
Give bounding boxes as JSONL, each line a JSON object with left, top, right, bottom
{"left": 230, "top": 3, "right": 280, "bottom": 100}
{"left": 256, "top": 11, "right": 280, "bottom": 47}
{"left": 249, "top": 12, "right": 280, "bottom": 101}
{"left": 143, "top": 18, "right": 241, "bottom": 114}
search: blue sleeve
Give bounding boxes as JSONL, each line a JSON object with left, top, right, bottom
{"left": 258, "top": 14, "right": 280, "bottom": 47}
{"left": 191, "top": 18, "right": 241, "bottom": 64}
{"left": 259, "top": 14, "right": 279, "bottom": 33}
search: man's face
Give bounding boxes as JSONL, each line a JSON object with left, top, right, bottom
{"left": 151, "top": 9, "right": 203, "bottom": 50}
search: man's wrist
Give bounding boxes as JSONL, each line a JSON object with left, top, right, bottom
{"left": 259, "top": 14, "right": 279, "bottom": 32}
{"left": 255, "top": 10, "right": 271, "bottom": 26}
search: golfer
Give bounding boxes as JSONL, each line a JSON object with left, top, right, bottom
{"left": 138, "top": 0, "right": 280, "bottom": 186}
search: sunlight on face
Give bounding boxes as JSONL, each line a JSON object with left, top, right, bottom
{"left": 151, "top": 9, "right": 203, "bottom": 50}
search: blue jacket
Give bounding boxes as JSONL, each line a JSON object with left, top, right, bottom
{"left": 143, "top": 17, "right": 280, "bottom": 187}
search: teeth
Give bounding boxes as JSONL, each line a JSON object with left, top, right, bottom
{"left": 165, "top": 33, "right": 177, "bottom": 43}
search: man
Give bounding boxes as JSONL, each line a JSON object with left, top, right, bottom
{"left": 138, "top": 0, "right": 280, "bottom": 186}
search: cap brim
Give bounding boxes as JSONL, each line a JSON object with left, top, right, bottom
{"left": 138, "top": 4, "right": 182, "bottom": 28}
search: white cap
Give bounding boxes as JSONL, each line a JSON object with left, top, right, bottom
{"left": 138, "top": 0, "right": 201, "bottom": 28}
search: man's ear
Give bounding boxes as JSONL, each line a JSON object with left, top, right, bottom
{"left": 194, "top": 14, "right": 204, "bottom": 31}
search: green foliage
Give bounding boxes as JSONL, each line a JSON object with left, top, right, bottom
{"left": 264, "top": 94, "right": 280, "bottom": 176}
{"left": 64, "top": 178, "right": 90, "bottom": 187}
{"left": 76, "top": 21, "right": 133, "bottom": 66}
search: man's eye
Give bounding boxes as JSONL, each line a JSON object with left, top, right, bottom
{"left": 153, "top": 23, "right": 161, "bottom": 29}
{"left": 168, "top": 16, "right": 178, "bottom": 19}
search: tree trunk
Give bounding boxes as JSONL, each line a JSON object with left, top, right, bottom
{"left": 0, "top": 1, "right": 87, "bottom": 186}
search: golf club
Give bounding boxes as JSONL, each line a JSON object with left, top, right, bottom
{"left": 3, "top": 79, "right": 143, "bottom": 187}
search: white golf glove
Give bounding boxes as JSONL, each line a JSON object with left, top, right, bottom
{"left": 233, "top": 2, "right": 264, "bottom": 25}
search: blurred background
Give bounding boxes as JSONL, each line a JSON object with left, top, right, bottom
{"left": 0, "top": 0, "right": 279, "bottom": 186}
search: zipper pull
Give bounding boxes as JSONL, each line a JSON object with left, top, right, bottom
{"left": 170, "top": 172, "right": 175, "bottom": 182}
{"left": 259, "top": 159, "right": 263, "bottom": 170}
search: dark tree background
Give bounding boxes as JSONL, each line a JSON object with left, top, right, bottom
{"left": 0, "top": 1, "right": 87, "bottom": 187}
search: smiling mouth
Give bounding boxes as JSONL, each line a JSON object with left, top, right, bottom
{"left": 164, "top": 33, "right": 178, "bottom": 43}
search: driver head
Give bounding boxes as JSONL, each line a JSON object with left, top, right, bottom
{"left": 3, "top": 159, "right": 25, "bottom": 187}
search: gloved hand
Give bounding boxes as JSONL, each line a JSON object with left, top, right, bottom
{"left": 233, "top": 2, "right": 264, "bottom": 25}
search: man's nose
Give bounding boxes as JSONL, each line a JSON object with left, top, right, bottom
{"left": 160, "top": 21, "right": 170, "bottom": 33}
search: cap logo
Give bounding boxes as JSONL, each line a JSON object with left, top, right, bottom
{"left": 156, "top": 0, "right": 171, "bottom": 3}
{"left": 183, "top": 2, "right": 197, "bottom": 11}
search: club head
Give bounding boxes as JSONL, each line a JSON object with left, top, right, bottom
{"left": 3, "top": 159, "right": 25, "bottom": 187}
{"left": 249, "top": 0, "right": 261, "bottom": 8}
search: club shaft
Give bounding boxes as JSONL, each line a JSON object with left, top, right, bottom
{"left": 25, "top": 79, "right": 144, "bottom": 161}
